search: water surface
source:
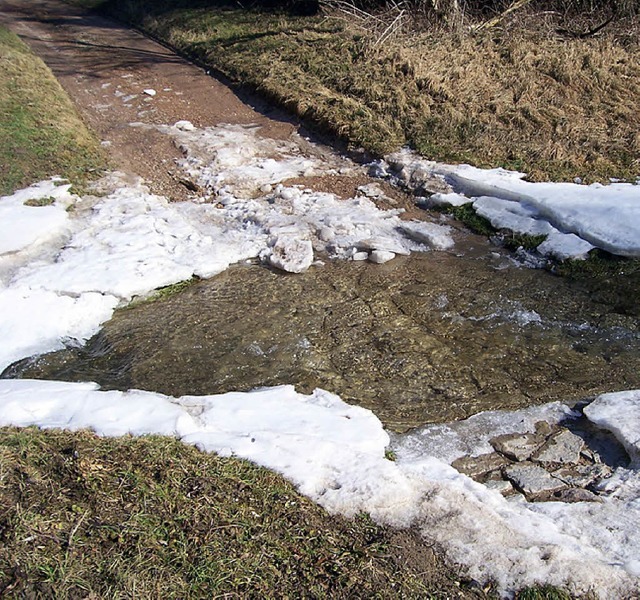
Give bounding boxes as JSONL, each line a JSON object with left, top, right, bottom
{"left": 7, "top": 235, "right": 639, "bottom": 431}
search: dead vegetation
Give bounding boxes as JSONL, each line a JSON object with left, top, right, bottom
{"left": 92, "top": 0, "right": 639, "bottom": 181}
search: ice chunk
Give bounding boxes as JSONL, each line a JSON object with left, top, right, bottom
{"left": 174, "top": 120, "right": 195, "bottom": 131}
{"left": 398, "top": 220, "right": 454, "bottom": 250}
{"left": 538, "top": 232, "right": 595, "bottom": 261}
{"left": 473, "top": 196, "right": 556, "bottom": 237}
{"left": 369, "top": 249, "right": 395, "bottom": 264}
{"left": 266, "top": 237, "right": 314, "bottom": 273}
{"left": 584, "top": 390, "right": 640, "bottom": 464}
{"left": 423, "top": 192, "right": 469, "bottom": 208}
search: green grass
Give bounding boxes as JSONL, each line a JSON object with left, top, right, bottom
{"left": 515, "top": 585, "right": 574, "bottom": 600}
{"left": 128, "top": 277, "right": 201, "bottom": 307}
{"left": 447, "top": 203, "right": 496, "bottom": 237}
{"left": 0, "top": 427, "right": 480, "bottom": 598}
{"left": 0, "top": 25, "right": 105, "bottom": 196}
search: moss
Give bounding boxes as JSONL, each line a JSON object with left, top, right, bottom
{"left": 447, "top": 203, "right": 495, "bottom": 237}
{"left": 502, "top": 233, "right": 548, "bottom": 252}
{"left": 554, "top": 250, "right": 640, "bottom": 279}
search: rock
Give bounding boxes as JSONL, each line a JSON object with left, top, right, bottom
{"left": 177, "top": 177, "right": 200, "bottom": 192}
{"left": 351, "top": 251, "right": 369, "bottom": 262}
{"left": 532, "top": 429, "right": 584, "bottom": 466}
{"left": 452, "top": 452, "right": 508, "bottom": 479}
{"left": 503, "top": 463, "right": 566, "bottom": 498}
{"left": 552, "top": 464, "right": 612, "bottom": 488}
{"left": 369, "top": 250, "right": 395, "bottom": 264}
{"left": 490, "top": 433, "right": 543, "bottom": 462}
{"left": 143, "top": 88, "right": 156, "bottom": 96}
{"left": 551, "top": 488, "right": 602, "bottom": 503}
{"left": 580, "top": 448, "right": 598, "bottom": 463}
{"left": 534, "top": 420, "right": 553, "bottom": 437}
{"left": 357, "top": 183, "right": 385, "bottom": 199}
{"left": 266, "top": 237, "right": 314, "bottom": 273}
{"left": 484, "top": 478, "right": 514, "bottom": 496}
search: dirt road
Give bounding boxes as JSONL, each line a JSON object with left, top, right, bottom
{"left": 0, "top": 0, "right": 302, "bottom": 200}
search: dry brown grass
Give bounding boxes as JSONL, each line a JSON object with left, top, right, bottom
{"left": 95, "top": 0, "right": 639, "bottom": 180}
{"left": 393, "top": 25, "right": 640, "bottom": 180}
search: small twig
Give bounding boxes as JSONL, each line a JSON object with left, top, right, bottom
{"left": 67, "top": 509, "right": 89, "bottom": 550}
{"left": 556, "top": 9, "right": 618, "bottom": 39}
{"left": 473, "top": 0, "right": 535, "bottom": 32}
{"left": 373, "top": 9, "right": 406, "bottom": 48}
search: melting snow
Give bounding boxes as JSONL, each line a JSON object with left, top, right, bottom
{"left": 2, "top": 121, "right": 640, "bottom": 597}
{"left": 385, "top": 149, "right": 640, "bottom": 259}
{"left": 0, "top": 123, "right": 452, "bottom": 372}
{"left": 0, "top": 379, "right": 638, "bottom": 597}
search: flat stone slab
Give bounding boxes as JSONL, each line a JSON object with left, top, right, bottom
{"left": 484, "top": 478, "right": 514, "bottom": 496}
{"left": 552, "top": 488, "right": 602, "bottom": 504}
{"left": 503, "top": 463, "right": 566, "bottom": 497}
{"left": 532, "top": 428, "right": 584, "bottom": 466}
{"left": 452, "top": 452, "right": 508, "bottom": 479}
{"left": 552, "top": 464, "right": 611, "bottom": 488}
{"left": 490, "top": 433, "right": 543, "bottom": 462}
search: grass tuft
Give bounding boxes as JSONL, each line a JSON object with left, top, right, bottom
{"left": 515, "top": 584, "right": 574, "bottom": 599}
{"left": 0, "top": 426, "right": 479, "bottom": 598}
{"left": 0, "top": 25, "right": 105, "bottom": 196}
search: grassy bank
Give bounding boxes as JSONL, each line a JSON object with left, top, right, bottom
{"left": 0, "top": 426, "right": 483, "bottom": 598}
{"left": 85, "top": 0, "right": 639, "bottom": 182}
{"left": 0, "top": 25, "right": 104, "bottom": 195}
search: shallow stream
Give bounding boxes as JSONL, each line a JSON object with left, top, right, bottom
{"left": 7, "top": 233, "right": 639, "bottom": 432}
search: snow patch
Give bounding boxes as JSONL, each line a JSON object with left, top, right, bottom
{"left": 0, "top": 379, "right": 638, "bottom": 597}
{"left": 585, "top": 391, "right": 640, "bottom": 465}
{"left": 385, "top": 150, "right": 640, "bottom": 258}
{"left": 0, "top": 179, "right": 74, "bottom": 257}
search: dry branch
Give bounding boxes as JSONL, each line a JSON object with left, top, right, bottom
{"left": 473, "top": 0, "right": 536, "bottom": 31}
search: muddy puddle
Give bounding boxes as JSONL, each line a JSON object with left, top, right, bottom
{"left": 5, "top": 234, "right": 640, "bottom": 432}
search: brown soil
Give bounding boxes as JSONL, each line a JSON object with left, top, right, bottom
{"left": 0, "top": 0, "right": 418, "bottom": 205}
{"left": 0, "top": 0, "right": 300, "bottom": 200}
